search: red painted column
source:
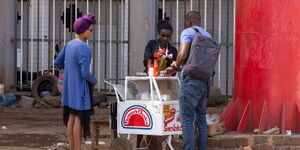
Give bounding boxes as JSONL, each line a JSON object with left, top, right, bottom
{"left": 221, "top": 0, "right": 300, "bottom": 133}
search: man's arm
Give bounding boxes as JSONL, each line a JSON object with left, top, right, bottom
{"left": 169, "top": 42, "right": 191, "bottom": 72}
{"left": 174, "top": 42, "right": 191, "bottom": 66}
{"left": 160, "top": 43, "right": 191, "bottom": 76}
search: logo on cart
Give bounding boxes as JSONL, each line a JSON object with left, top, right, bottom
{"left": 121, "top": 105, "right": 153, "bottom": 130}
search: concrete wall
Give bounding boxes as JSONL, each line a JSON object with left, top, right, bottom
{"left": 129, "top": 0, "right": 156, "bottom": 75}
{"left": 0, "top": 0, "right": 16, "bottom": 91}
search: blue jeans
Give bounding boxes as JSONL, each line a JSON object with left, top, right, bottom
{"left": 179, "top": 73, "right": 208, "bottom": 150}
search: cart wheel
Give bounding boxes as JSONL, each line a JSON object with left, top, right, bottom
{"left": 166, "top": 139, "right": 183, "bottom": 150}
{"left": 110, "top": 137, "right": 133, "bottom": 150}
{"left": 140, "top": 135, "right": 162, "bottom": 150}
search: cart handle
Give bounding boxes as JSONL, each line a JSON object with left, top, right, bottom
{"left": 104, "top": 78, "right": 125, "bottom": 103}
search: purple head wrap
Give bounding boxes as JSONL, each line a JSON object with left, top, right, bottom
{"left": 73, "top": 13, "right": 96, "bottom": 34}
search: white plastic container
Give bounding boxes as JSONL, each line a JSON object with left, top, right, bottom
{"left": 0, "top": 84, "right": 4, "bottom": 94}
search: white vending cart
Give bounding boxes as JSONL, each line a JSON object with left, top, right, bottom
{"left": 107, "top": 76, "right": 182, "bottom": 150}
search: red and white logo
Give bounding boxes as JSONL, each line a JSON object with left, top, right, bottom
{"left": 121, "top": 105, "right": 153, "bottom": 130}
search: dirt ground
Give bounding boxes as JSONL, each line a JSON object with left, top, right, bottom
{"left": 0, "top": 107, "right": 111, "bottom": 150}
{"left": 0, "top": 105, "right": 224, "bottom": 150}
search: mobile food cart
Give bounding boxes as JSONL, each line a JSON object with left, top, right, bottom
{"left": 105, "top": 76, "right": 182, "bottom": 150}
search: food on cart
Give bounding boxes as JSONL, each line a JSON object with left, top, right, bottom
{"left": 164, "top": 108, "right": 176, "bottom": 125}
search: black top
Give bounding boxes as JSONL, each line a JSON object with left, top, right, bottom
{"left": 143, "top": 40, "right": 178, "bottom": 71}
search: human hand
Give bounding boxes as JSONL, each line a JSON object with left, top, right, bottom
{"left": 171, "top": 61, "right": 178, "bottom": 68}
{"left": 160, "top": 67, "right": 176, "bottom": 76}
{"left": 170, "top": 61, "right": 181, "bottom": 71}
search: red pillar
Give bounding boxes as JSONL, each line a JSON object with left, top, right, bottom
{"left": 220, "top": 0, "right": 300, "bottom": 133}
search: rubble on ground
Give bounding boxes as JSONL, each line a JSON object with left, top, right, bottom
{"left": 253, "top": 127, "right": 281, "bottom": 135}
{"left": 17, "top": 96, "right": 35, "bottom": 108}
{"left": 16, "top": 95, "right": 62, "bottom": 108}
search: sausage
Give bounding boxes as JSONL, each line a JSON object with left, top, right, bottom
{"left": 164, "top": 108, "right": 176, "bottom": 125}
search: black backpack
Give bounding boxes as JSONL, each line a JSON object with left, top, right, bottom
{"left": 184, "top": 27, "right": 221, "bottom": 81}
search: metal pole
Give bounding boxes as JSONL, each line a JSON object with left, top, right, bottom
{"left": 162, "top": 0, "right": 165, "bottom": 19}
{"left": 30, "top": 1, "right": 33, "bottom": 87}
{"left": 121, "top": 0, "right": 124, "bottom": 78}
{"left": 64, "top": 0, "right": 66, "bottom": 44}
{"left": 26, "top": 1, "right": 30, "bottom": 82}
{"left": 116, "top": 0, "right": 119, "bottom": 82}
{"left": 70, "top": 0, "right": 73, "bottom": 42}
{"left": 75, "top": 0, "right": 77, "bottom": 19}
{"left": 93, "top": 0, "right": 96, "bottom": 75}
{"left": 109, "top": 0, "right": 112, "bottom": 80}
{"left": 127, "top": 0, "right": 130, "bottom": 75}
{"left": 212, "top": 0, "right": 215, "bottom": 37}
{"left": 233, "top": 0, "right": 236, "bottom": 95}
{"left": 53, "top": 0, "right": 56, "bottom": 74}
{"left": 20, "top": 0, "right": 23, "bottom": 89}
{"left": 48, "top": 0, "right": 51, "bottom": 69}
{"left": 218, "top": 0, "right": 221, "bottom": 87}
{"left": 59, "top": 0, "right": 62, "bottom": 48}
{"left": 190, "top": 0, "right": 193, "bottom": 11}
{"left": 37, "top": 0, "right": 40, "bottom": 78}
{"left": 14, "top": 0, "right": 18, "bottom": 85}
{"left": 204, "top": 0, "right": 207, "bottom": 30}
{"left": 41, "top": 0, "right": 45, "bottom": 75}
{"left": 86, "top": 0, "right": 92, "bottom": 72}
{"left": 225, "top": 0, "right": 230, "bottom": 97}
{"left": 170, "top": 0, "right": 173, "bottom": 27}
{"left": 87, "top": 0, "right": 89, "bottom": 13}
{"left": 97, "top": 0, "right": 101, "bottom": 91}
{"left": 104, "top": 0, "right": 108, "bottom": 87}
{"left": 155, "top": 0, "right": 158, "bottom": 38}
{"left": 176, "top": 0, "right": 179, "bottom": 48}
{"left": 184, "top": 0, "right": 186, "bottom": 16}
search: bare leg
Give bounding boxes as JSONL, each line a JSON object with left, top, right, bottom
{"left": 73, "top": 115, "right": 82, "bottom": 150}
{"left": 67, "top": 114, "right": 75, "bottom": 150}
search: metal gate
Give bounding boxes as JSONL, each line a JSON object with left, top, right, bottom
{"left": 157, "top": 0, "right": 235, "bottom": 97}
{"left": 15, "top": 0, "right": 130, "bottom": 91}
{"left": 15, "top": 0, "right": 234, "bottom": 96}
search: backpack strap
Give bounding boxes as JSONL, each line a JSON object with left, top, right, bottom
{"left": 192, "top": 27, "right": 200, "bottom": 33}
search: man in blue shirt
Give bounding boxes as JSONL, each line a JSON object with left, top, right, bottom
{"left": 162, "top": 11, "right": 211, "bottom": 150}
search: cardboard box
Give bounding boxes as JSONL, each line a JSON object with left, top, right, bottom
{"left": 208, "top": 122, "right": 226, "bottom": 136}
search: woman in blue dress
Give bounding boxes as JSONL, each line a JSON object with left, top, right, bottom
{"left": 55, "top": 14, "right": 97, "bottom": 150}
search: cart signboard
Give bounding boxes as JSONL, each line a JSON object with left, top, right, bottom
{"left": 163, "top": 103, "right": 181, "bottom": 133}
{"left": 121, "top": 105, "right": 153, "bottom": 130}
